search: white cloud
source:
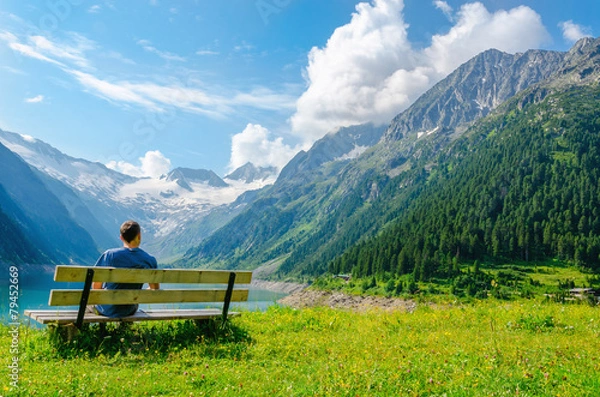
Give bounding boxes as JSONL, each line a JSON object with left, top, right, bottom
{"left": 1, "top": 30, "right": 295, "bottom": 120}
{"left": 137, "top": 39, "right": 186, "bottom": 62}
{"left": 2, "top": 65, "right": 26, "bottom": 75}
{"left": 66, "top": 69, "right": 297, "bottom": 117}
{"left": 68, "top": 70, "right": 162, "bottom": 111}
{"left": 0, "top": 31, "right": 18, "bottom": 43}
{"left": 425, "top": 4, "right": 549, "bottom": 75}
{"left": 25, "top": 94, "right": 44, "bottom": 103}
{"left": 433, "top": 0, "right": 453, "bottom": 21}
{"left": 290, "top": 0, "right": 550, "bottom": 142}
{"left": 104, "top": 50, "right": 136, "bottom": 65}
{"left": 1, "top": 31, "right": 94, "bottom": 69}
{"left": 140, "top": 150, "right": 172, "bottom": 177}
{"left": 106, "top": 150, "right": 172, "bottom": 178}
{"left": 233, "top": 41, "right": 255, "bottom": 52}
{"left": 229, "top": 124, "right": 298, "bottom": 171}
{"left": 559, "top": 20, "right": 592, "bottom": 43}
{"left": 196, "top": 50, "right": 219, "bottom": 56}
{"left": 233, "top": 88, "right": 296, "bottom": 111}
{"left": 290, "top": 0, "right": 412, "bottom": 140}
{"left": 29, "top": 34, "right": 94, "bottom": 69}
{"left": 9, "top": 42, "right": 66, "bottom": 67}
{"left": 106, "top": 160, "right": 143, "bottom": 177}
{"left": 88, "top": 5, "right": 102, "bottom": 13}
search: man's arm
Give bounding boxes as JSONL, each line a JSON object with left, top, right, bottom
{"left": 92, "top": 251, "right": 107, "bottom": 290}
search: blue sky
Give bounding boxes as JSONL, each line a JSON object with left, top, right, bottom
{"left": 0, "top": 0, "right": 598, "bottom": 178}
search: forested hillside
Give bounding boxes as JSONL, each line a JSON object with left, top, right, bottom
{"left": 179, "top": 47, "right": 568, "bottom": 273}
{"left": 178, "top": 123, "right": 386, "bottom": 270}
{"left": 330, "top": 85, "right": 600, "bottom": 280}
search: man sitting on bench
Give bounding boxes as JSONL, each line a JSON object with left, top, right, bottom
{"left": 90, "top": 220, "right": 160, "bottom": 317}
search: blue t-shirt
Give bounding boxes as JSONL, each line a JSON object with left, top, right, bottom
{"left": 94, "top": 247, "right": 158, "bottom": 317}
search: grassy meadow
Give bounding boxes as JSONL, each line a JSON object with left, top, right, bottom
{"left": 2, "top": 298, "right": 600, "bottom": 396}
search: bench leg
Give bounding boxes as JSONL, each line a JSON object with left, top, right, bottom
{"left": 47, "top": 323, "right": 81, "bottom": 343}
{"left": 221, "top": 272, "right": 236, "bottom": 327}
{"left": 65, "top": 324, "right": 80, "bottom": 342}
{"left": 76, "top": 268, "right": 95, "bottom": 330}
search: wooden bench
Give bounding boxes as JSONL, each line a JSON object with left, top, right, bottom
{"left": 24, "top": 265, "right": 253, "bottom": 330}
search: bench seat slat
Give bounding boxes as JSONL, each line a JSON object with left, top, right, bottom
{"left": 49, "top": 289, "right": 249, "bottom": 306}
{"left": 54, "top": 265, "right": 253, "bottom": 284}
{"left": 24, "top": 309, "right": 238, "bottom": 325}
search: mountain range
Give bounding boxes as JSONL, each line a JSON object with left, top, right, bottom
{"left": 1, "top": 37, "right": 600, "bottom": 279}
{"left": 0, "top": 113, "right": 378, "bottom": 264}
{"left": 178, "top": 37, "right": 600, "bottom": 279}
{"left": 0, "top": 129, "right": 278, "bottom": 264}
{"left": 0, "top": 141, "right": 98, "bottom": 264}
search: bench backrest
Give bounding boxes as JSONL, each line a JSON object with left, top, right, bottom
{"left": 49, "top": 265, "right": 253, "bottom": 306}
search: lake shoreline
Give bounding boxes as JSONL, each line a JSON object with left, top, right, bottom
{"left": 251, "top": 278, "right": 419, "bottom": 312}
{"left": 251, "top": 279, "right": 308, "bottom": 295}
{"left": 277, "top": 288, "right": 418, "bottom": 312}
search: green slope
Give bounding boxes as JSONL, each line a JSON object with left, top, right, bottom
{"left": 0, "top": 199, "right": 47, "bottom": 264}
{"left": 178, "top": 47, "right": 567, "bottom": 273}
{"left": 330, "top": 84, "right": 600, "bottom": 280}
{"left": 178, "top": 38, "right": 600, "bottom": 281}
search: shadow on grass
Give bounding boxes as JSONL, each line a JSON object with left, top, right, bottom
{"left": 47, "top": 319, "right": 251, "bottom": 360}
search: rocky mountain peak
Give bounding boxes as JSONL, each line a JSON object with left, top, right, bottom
{"left": 225, "top": 162, "right": 277, "bottom": 183}
{"left": 162, "top": 167, "right": 229, "bottom": 190}
{"left": 277, "top": 123, "right": 386, "bottom": 182}
{"left": 383, "top": 47, "right": 566, "bottom": 143}
{"left": 549, "top": 36, "right": 600, "bottom": 87}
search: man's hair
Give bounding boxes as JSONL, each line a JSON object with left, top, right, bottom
{"left": 120, "top": 220, "right": 141, "bottom": 243}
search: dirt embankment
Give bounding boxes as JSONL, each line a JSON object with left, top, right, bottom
{"left": 252, "top": 261, "right": 416, "bottom": 312}
{"left": 277, "top": 288, "right": 417, "bottom": 312}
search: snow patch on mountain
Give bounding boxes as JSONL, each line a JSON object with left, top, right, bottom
{"left": 334, "top": 144, "right": 369, "bottom": 161}
{"left": 20, "top": 134, "right": 37, "bottom": 143}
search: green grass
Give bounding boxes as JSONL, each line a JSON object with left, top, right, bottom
{"left": 317, "top": 260, "right": 600, "bottom": 302}
{"left": 3, "top": 300, "right": 600, "bottom": 396}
